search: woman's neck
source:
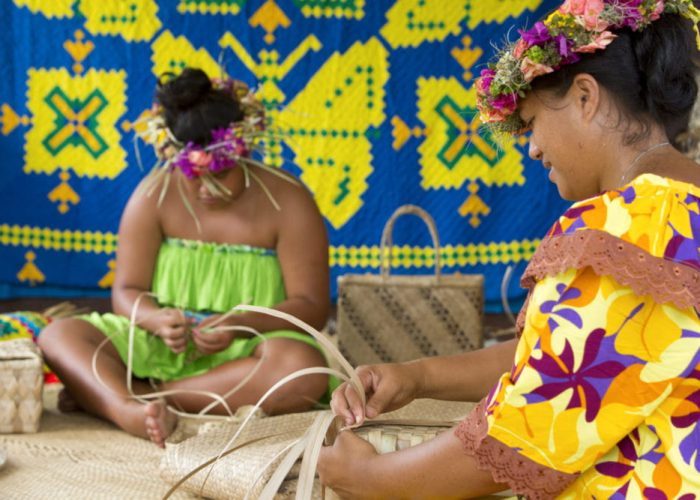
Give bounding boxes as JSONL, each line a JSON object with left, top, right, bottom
{"left": 600, "top": 131, "right": 671, "bottom": 190}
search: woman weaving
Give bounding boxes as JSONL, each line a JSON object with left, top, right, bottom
{"left": 319, "top": 1, "right": 700, "bottom": 497}
{"left": 39, "top": 68, "right": 331, "bottom": 448}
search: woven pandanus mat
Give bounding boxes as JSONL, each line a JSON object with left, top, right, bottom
{"left": 160, "top": 399, "right": 474, "bottom": 499}
{"left": 0, "top": 385, "right": 194, "bottom": 499}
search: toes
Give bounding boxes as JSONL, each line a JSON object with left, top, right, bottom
{"left": 144, "top": 402, "right": 161, "bottom": 419}
{"left": 143, "top": 401, "right": 174, "bottom": 448}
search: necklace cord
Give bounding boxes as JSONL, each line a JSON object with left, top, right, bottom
{"left": 622, "top": 141, "right": 670, "bottom": 183}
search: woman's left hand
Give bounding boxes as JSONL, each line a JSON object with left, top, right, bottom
{"left": 317, "top": 429, "right": 381, "bottom": 499}
{"left": 191, "top": 315, "right": 235, "bottom": 354}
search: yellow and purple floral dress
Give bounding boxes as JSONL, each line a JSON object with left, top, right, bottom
{"left": 457, "top": 174, "right": 700, "bottom": 499}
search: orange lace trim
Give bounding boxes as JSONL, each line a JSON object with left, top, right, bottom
{"left": 454, "top": 401, "right": 577, "bottom": 500}
{"left": 521, "top": 230, "right": 700, "bottom": 311}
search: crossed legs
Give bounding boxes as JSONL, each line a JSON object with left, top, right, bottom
{"left": 39, "top": 318, "right": 329, "bottom": 447}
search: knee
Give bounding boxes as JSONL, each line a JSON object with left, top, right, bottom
{"left": 261, "top": 340, "right": 329, "bottom": 413}
{"left": 38, "top": 318, "right": 88, "bottom": 353}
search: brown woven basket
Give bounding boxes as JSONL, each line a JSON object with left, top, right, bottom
{"left": 337, "top": 205, "right": 484, "bottom": 366}
{"left": 0, "top": 338, "right": 43, "bottom": 433}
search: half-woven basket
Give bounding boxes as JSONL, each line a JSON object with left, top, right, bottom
{"left": 160, "top": 399, "right": 472, "bottom": 499}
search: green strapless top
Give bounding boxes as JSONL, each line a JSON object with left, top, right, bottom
{"left": 151, "top": 238, "right": 286, "bottom": 313}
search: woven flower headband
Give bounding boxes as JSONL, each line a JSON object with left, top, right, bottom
{"left": 476, "top": 0, "right": 700, "bottom": 134}
{"left": 135, "top": 74, "right": 297, "bottom": 226}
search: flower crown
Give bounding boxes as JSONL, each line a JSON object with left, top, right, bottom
{"left": 137, "top": 76, "right": 266, "bottom": 179}
{"left": 476, "top": 0, "right": 700, "bottom": 134}
{"left": 134, "top": 73, "right": 298, "bottom": 229}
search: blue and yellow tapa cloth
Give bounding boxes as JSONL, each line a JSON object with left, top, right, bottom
{"left": 0, "top": 0, "right": 567, "bottom": 311}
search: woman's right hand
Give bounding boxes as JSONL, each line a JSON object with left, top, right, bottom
{"left": 145, "top": 308, "right": 192, "bottom": 354}
{"left": 330, "top": 362, "right": 424, "bottom": 426}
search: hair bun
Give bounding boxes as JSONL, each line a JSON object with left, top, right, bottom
{"left": 157, "top": 68, "right": 212, "bottom": 111}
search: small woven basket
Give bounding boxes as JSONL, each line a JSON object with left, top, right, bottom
{"left": 0, "top": 338, "right": 43, "bottom": 433}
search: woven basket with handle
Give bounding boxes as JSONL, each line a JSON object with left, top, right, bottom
{"left": 337, "top": 205, "right": 484, "bottom": 366}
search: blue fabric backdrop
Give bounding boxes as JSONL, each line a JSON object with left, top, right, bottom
{"left": 0, "top": 0, "right": 567, "bottom": 312}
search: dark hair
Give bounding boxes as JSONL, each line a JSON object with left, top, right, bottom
{"left": 531, "top": 13, "right": 698, "bottom": 146}
{"left": 156, "top": 67, "right": 244, "bottom": 145}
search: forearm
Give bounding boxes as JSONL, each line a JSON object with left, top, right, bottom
{"left": 367, "top": 429, "right": 503, "bottom": 499}
{"left": 411, "top": 339, "right": 517, "bottom": 402}
{"left": 111, "top": 286, "right": 162, "bottom": 330}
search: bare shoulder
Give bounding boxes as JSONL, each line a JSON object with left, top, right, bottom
{"left": 118, "top": 177, "right": 168, "bottom": 235}
{"left": 122, "top": 179, "right": 159, "bottom": 219}
{"left": 652, "top": 149, "right": 700, "bottom": 187}
{"left": 257, "top": 167, "right": 324, "bottom": 220}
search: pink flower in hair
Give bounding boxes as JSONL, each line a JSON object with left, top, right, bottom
{"left": 476, "top": 68, "right": 496, "bottom": 94}
{"left": 513, "top": 39, "right": 529, "bottom": 59}
{"left": 575, "top": 31, "right": 617, "bottom": 53}
{"left": 651, "top": 0, "right": 665, "bottom": 20}
{"left": 187, "top": 150, "right": 213, "bottom": 167}
{"left": 479, "top": 105, "right": 511, "bottom": 123}
{"left": 560, "top": 0, "right": 586, "bottom": 15}
{"left": 520, "top": 57, "right": 554, "bottom": 82}
{"left": 582, "top": 0, "right": 608, "bottom": 30}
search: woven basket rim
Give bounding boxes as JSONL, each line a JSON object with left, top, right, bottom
{"left": 0, "top": 338, "right": 41, "bottom": 361}
{"left": 337, "top": 274, "right": 484, "bottom": 286}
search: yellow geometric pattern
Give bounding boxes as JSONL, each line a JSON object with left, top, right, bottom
{"left": 0, "top": 223, "right": 538, "bottom": 268}
{"left": 0, "top": 225, "right": 117, "bottom": 254}
{"left": 177, "top": 0, "right": 244, "bottom": 15}
{"left": 330, "top": 239, "right": 540, "bottom": 268}
{"left": 465, "top": 0, "right": 544, "bottom": 30}
{"left": 250, "top": 0, "right": 292, "bottom": 44}
{"left": 381, "top": 0, "right": 467, "bottom": 48}
{"left": 24, "top": 68, "right": 128, "bottom": 180}
{"left": 17, "top": 251, "right": 45, "bottom": 286}
{"left": 219, "top": 32, "right": 321, "bottom": 107}
{"left": 1, "top": 104, "right": 30, "bottom": 136}
{"left": 299, "top": 1, "right": 365, "bottom": 20}
{"left": 80, "top": 0, "right": 161, "bottom": 42}
{"left": 12, "top": 0, "right": 75, "bottom": 19}
{"left": 451, "top": 35, "right": 483, "bottom": 81}
{"left": 278, "top": 37, "right": 389, "bottom": 229}
{"left": 459, "top": 182, "right": 491, "bottom": 228}
{"left": 151, "top": 31, "right": 223, "bottom": 80}
{"left": 48, "top": 171, "right": 81, "bottom": 214}
{"left": 98, "top": 259, "right": 116, "bottom": 288}
{"left": 219, "top": 30, "right": 322, "bottom": 165}
{"left": 417, "top": 77, "right": 525, "bottom": 189}
{"left": 64, "top": 30, "right": 95, "bottom": 75}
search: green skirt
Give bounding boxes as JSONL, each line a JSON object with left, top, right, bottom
{"left": 81, "top": 239, "right": 337, "bottom": 394}
{"left": 82, "top": 311, "right": 323, "bottom": 382}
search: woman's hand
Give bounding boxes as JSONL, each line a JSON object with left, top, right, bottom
{"left": 190, "top": 314, "right": 237, "bottom": 355}
{"left": 331, "top": 362, "right": 424, "bottom": 426}
{"left": 147, "top": 308, "right": 191, "bottom": 354}
{"left": 317, "top": 430, "right": 381, "bottom": 499}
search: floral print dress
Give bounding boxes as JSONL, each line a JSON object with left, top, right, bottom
{"left": 457, "top": 174, "right": 700, "bottom": 499}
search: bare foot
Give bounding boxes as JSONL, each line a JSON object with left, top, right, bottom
{"left": 57, "top": 388, "right": 82, "bottom": 413}
{"left": 144, "top": 400, "right": 177, "bottom": 448}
